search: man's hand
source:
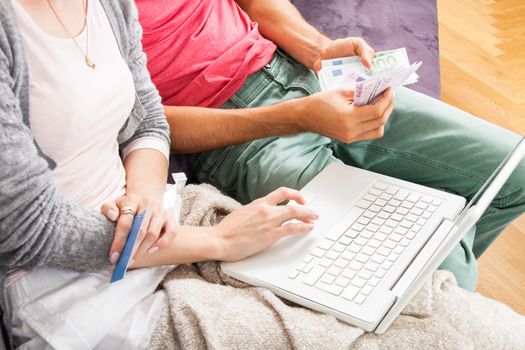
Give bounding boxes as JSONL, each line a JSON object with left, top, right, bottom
{"left": 313, "top": 37, "right": 375, "bottom": 72}
{"left": 297, "top": 87, "right": 395, "bottom": 143}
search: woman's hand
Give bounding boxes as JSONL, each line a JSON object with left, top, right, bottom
{"left": 101, "top": 194, "right": 176, "bottom": 264}
{"left": 297, "top": 87, "right": 394, "bottom": 144}
{"left": 212, "top": 187, "right": 319, "bottom": 262}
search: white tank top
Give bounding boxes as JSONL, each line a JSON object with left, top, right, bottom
{"left": 14, "top": 0, "right": 135, "bottom": 210}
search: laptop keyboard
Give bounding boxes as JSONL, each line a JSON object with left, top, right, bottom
{"left": 288, "top": 182, "right": 442, "bottom": 306}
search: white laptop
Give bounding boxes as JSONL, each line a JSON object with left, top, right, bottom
{"left": 222, "top": 136, "right": 525, "bottom": 333}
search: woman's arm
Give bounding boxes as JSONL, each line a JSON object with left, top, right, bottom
{"left": 0, "top": 53, "right": 114, "bottom": 272}
{"left": 132, "top": 188, "right": 318, "bottom": 267}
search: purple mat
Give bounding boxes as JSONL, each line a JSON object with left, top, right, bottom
{"left": 170, "top": 0, "right": 441, "bottom": 180}
{"left": 291, "top": 0, "right": 440, "bottom": 99}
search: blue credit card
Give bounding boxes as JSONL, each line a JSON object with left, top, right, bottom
{"left": 110, "top": 211, "right": 145, "bottom": 283}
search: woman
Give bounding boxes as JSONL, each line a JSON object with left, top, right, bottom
{"left": 0, "top": 0, "right": 317, "bottom": 347}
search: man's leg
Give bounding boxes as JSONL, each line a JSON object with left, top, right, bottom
{"left": 329, "top": 87, "right": 525, "bottom": 290}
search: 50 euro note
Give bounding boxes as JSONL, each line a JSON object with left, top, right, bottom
{"left": 318, "top": 48, "right": 419, "bottom": 91}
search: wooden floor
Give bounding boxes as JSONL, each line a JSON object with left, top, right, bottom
{"left": 437, "top": 0, "right": 525, "bottom": 314}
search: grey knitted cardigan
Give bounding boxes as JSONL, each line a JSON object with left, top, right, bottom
{"left": 0, "top": 0, "right": 170, "bottom": 348}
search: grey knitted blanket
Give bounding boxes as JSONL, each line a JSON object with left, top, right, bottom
{"left": 149, "top": 184, "right": 525, "bottom": 350}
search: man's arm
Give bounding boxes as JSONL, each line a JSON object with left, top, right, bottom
{"left": 166, "top": 100, "right": 303, "bottom": 154}
{"left": 236, "top": 0, "right": 374, "bottom": 71}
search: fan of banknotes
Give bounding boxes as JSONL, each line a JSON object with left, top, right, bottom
{"left": 318, "top": 48, "right": 422, "bottom": 106}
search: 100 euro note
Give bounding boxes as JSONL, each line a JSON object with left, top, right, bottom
{"left": 319, "top": 48, "right": 419, "bottom": 91}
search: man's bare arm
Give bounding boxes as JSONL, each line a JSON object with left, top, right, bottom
{"left": 235, "top": 0, "right": 374, "bottom": 71}
{"left": 236, "top": 0, "right": 329, "bottom": 70}
{"left": 166, "top": 100, "right": 303, "bottom": 154}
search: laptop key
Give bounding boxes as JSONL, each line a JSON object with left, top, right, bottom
{"left": 369, "top": 204, "right": 382, "bottom": 213}
{"left": 386, "top": 186, "right": 399, "bottom": 195}
{"left": 406, "top": 214, "right": 418, "bottom": 222}
{"left": 411, "top": 208, "right": 424, "bottom": 216}
{"left": 374, "top": 199, "right": 388, "bottom": 207}
{"left": 379, "top": 226, "right": 393, "bottom": 235}
{"left": 351, "top": 223, "right": 366, "bottom": 232}
{"left": 348, "top": 260, "right": 363, "bottom": 271}
{"left": 374, "top": 182, "right": 388, "bottom": 190}
{"left": 288, "top": 270, "right": 300, "bottom": 279}
{"left": 341, "top": 251, "right": 356, "bottom": 261}
{"left": 415, "top": 201, "right": 429, "bottom": 210}
{"left": 357, "top": 217, "right": 371, "bottom": 226}
{"left": 344, "top": 229, "right": 360, "bottom": 239}
{"left": 354, "top": 237, "right": 368, "bottom": 246}
{"left": 383, "top": 205, "right": 397, "bottom": 213}
{"left": 360, "top": 230, "right": 374, "bottom": 239}
{"left": 303, "top": 255, "right": 314, "bottom": 263}
{"left": 361, "top": 246, "right": 375, "bottom": 256}
{"left": 363, "top": 210, "right": 377, "bottom": 219}
{"left": 316, "top": 283, "right": 344, "bottom": 296}
{"left": 335, "top": 276, "right": 351, "bottom": 288}
{"left": 318, "top": 239, "right": 334, "bottom": 250}
{"left": 326, "top": 251, "right": 339, "bottom": 260}
{"left": 320, "top": 273, "right": 336, "bottom": 284}
{"left": 363, "top": 194, "right": 378, "bottom": 202}
{"left": 366, "top": 223, "right": 380, "bottom": 232}
{"left": 428, "top": 204, "right": 439, "bottom": 213}
{"left": 368, "top": 239, "right": 381, "bottom": 249}
{"left": 351, "top": 277, "right": 367, "bottom": 288}
{"left": 319, "top": 258, "right": 333, "bottom": 268}
{"left": 310, "top": 247, "right": 326, "bottom": 258}
{"left": 328, "top": 266, "right": 343, "bottom": 276}
{"left": 394, "top": 189, "right": 409, "bottom": 201}
{"left": 369, "top": 188, "right": 382, "bottom": 196}
{"left": 358, "top": 269, "right": 373, "bottom": 280}
{"left": 333, "top": 243, "right": 346, "bottom": 253}
{"left": 303, "top": 267, "right": 324, "bottom": 286}
{"left": 334, "top": 258, "right": 349, "bottom": 269}
{"left": 377, "top": 210, "right": 390, "bottom": 220}
{"left": 339, "top": 235, "right": 352, "bottom": 246}
{"left": 342, "top": 286, "right": 360, "bottom": 301}
{"left": 371, "top": 217, "right": 386, "bottom": 226}
{"left": 406, "top": 193, "right": 421, "bottom": 203}
{"left": 369, "top": 276, "right": 380, "bottom": 287}
{"left": 364, "top": 261, "right": 380, "bottom": 272}
{"left": 421, "top": 195, "right": 433, "bottom": 203}
{"left": 422, "top": 211, "right": 432, "bottom": 219}
{"left": 342, "top": 269, "right": 357, "bottom": 279}
{"left": 396, "top": 207, "right": 409, "bottom": 215}
{"left": 394, "top": 226, "right": 408, "bottom": 235}
{"left": 354, "top": 294, "right": 367, "bottom": 305}
{"left": 361, "top": 285, "right": 373, "bottom": 296}
{"left": 371, "top": 255, "right": 385, "bottom": 264}
{"left": 355, "top": 199, "right": 372, "bottom": 209}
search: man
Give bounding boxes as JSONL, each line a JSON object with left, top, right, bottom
{"left": 135, "top": 0, "right": 525, "bottom": 291}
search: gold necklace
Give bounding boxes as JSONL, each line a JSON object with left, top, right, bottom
{"left": 46, "top": 0, "right": 96, "bottom": 69}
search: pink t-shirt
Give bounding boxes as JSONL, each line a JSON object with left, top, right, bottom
{"left": 136, "top": 0, "right": 276, "bottom": 108}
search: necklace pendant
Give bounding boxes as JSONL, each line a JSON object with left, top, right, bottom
{"left": 85, "top": 57, "right": 96, "bottom": 69}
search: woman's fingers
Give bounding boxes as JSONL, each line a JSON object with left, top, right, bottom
{"left": 109, "top": 196, "right": 139, "bottom": 264}
{"left": 271, "top": 222, "right": 315, "bottom": 240}
{"left": 134, "top": 210, "right": 167, "bottom": 257}
{"left": 262, "top": 187, "right": 306, "bottom": 205}
{"left": 101, "top": 201, "right": 119, "bottom": 222}
{"left": 148, "top": 211, "right": 177, "bottom": 254}
{"left": 274, "top": 204, "right": 319, "bottom": 226}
